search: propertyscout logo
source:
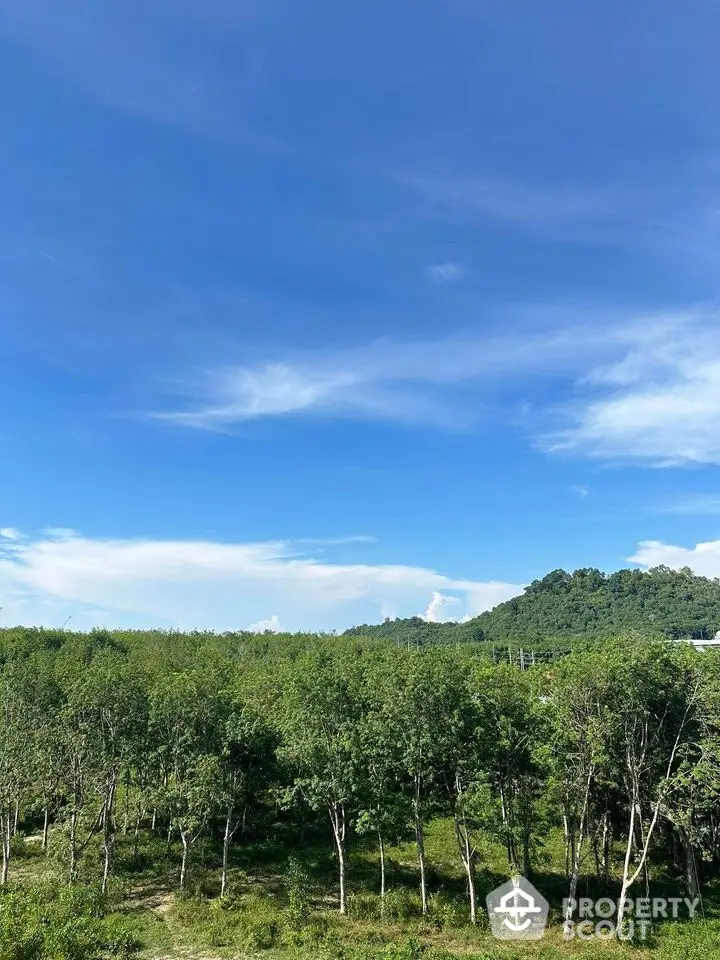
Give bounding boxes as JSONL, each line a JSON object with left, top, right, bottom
{"left": 562, "top": 895, "right": 701, "bottom": 942}
{"left": 486, "top": 878, "right": 699, "bottom": 941}
{"left": 486, "top": 876, "right": 549, "bottom": 940}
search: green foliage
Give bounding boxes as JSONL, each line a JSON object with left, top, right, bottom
{"left": 171, "top": 893, "right": 283, "bottom": 950}
{"left": 381, "top": 889, "right": 424, "bottom": 922}
{"left": 0, "top": 884, "right": 140, "bottom": 960}
{"left": 655, "top": 919, "right": 720, "bottom": 959}
{"left": 286, "top": 856, "right": 312, "bottom": 929}
{"left": 0, "top": 620, "right": 719, "bottom": 957}
{"left": 426, "top": 892, "right": 467, "bottom": 930}
{"left": 346, "top": 565, "right": 720, "bottom": 645}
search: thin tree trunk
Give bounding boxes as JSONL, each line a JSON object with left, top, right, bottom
{"left": 602, "top": 812, "right": 610, "bottom": 886}
{"left": 564, "top": 764, "right": 593, "bottom": 924}
{"left": 563, "top": 812, "right": 571, "bottom": 877}
{"left": 617, "top": 707, "right": 691, "bottom": 935}
{"left": 221, "top": 804, "right": 234, "bottom": 897}
{"left": 329, "top": 803, "right": 347, "bottom": 914}
{"left": 501, "top": 786, "right": 515, "bottom": 871}
{"left": 69, "top": 808, "right": 79, "bottom": 881}
{"left": 378, "top": 827, "right": 386, "bottom": 917}
{"left": 678, "top": 826, "right": 700, "bottom": 900}
{"left": 413, "top": 775, "right": 428, "bottom": 916}
{"left": 133, "top": 812, "right": 141, "bottom": 858}
{"left": 1, "top": 807, "right": 10, "bottom": 885}
{"left": 466, "top": 853, "right": 477, "bottom": 924}
{"left": 453, "top": 774, "right": 478, "bottom": 924}
{"left": 636, "top": 804, "right": 650, "bottom": 899}
{"left": 42, "top": 806, "right": 49, "bottom": 852}
{"left": 179, "top": 831, "right": 189, "bottom": 889}
{"left": 617, "top": 783, "right": 637, "bottom": 932}
{"left": 592, "top": 830, "right": 601, "bottom": 881}
{"left": 454, "top": 812, "right": 477, "bottom": 924}
{"left": 12, "top": 799, "right": 19, "bottom": 835}
{"left": 122, "top": 770, "right": 130, "bottom": 835}
{"left": 101, "top": 777, "right": 117, "bottom": 894}
{"left": 522, "top": 823, "right": 531, "bottom": 877}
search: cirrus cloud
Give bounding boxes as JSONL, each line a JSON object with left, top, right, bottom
{"left": 150, "top": 307, "right": 720, "bottom": 470}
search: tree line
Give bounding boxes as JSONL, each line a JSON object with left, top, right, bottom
{"left": 0, "top": 627, "right": 719, "bottom": 933}
{"left": 347, "top": 565, "right": 720, "bottom": 645}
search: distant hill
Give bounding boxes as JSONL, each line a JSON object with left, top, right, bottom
{"left": 344, "top": 565, "right": 720, "bottom": 646}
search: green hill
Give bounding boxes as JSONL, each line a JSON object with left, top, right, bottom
{"left": 344, "top": 565, "right": 720, "bottom": 646}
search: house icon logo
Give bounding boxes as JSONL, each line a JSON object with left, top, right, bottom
{"left": 485, "top": 875, "right": 549, "bottom": 940}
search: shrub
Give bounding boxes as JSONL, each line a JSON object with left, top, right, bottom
{"left": 285, "top": 856, "right": 312, "bottom": 930}
{"left": 381, "top": 889, "right": 423, "bottom": 923}
{"left": 239, "top": 896, "right": 282, "bottom": 951}
{"left": 244, "top": 915, "right": 280, "bottom": 951}
{"left": 0, "top": 883, "right": 140, "bottom": 960}
{"left": 9, "top": 834, "right": 29, "bottom": 862}
{"left": 427, "top": 892, "right": 466, "bottom": 930}
{"left": 347, "top": 893, "right": 381, "bottom": 920}
{"left": 657, "top": 919, "right": 720, "bottom": 959}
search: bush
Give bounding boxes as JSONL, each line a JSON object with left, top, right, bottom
{"left": 98, "top": 915, "right": 141, "bottom": 957}
{"left": 285, "top": 856, "right": 312, "bottom": 930}
{"left": 381, "top": 889, "right": 423, "bottom": 923}
{"left": 244, "top": 915, "right": 280, "bottom": 951}
{"left": 290, "top": 916, "right": 333, "bottom": 947}
{"left": 347, "top": 892, "right": 381, "bottom": 920}
{"left": 9, "top": 834, "right": 30, "bottom": 862}
{"left": 0, "top": 883, "right": 141, "bottom": 960}
{"left": 427, "top": 892, "right": 466, "bottom": 930}
{"left": 170, "top": 892, "right": 282, "bottom": 952}
{"left": 657, "top": 919, "right": 720, "bottom": 959}
{"left": 239, "top": 896, "right": 282, "bottom": 951}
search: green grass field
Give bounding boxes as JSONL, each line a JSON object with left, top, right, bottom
{"left": 3, "top": 818, "right": 718, "bottom": 960}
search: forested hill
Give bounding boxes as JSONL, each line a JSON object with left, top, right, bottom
{"left": 345, "top": 565, "right": 720, "bottom": 645}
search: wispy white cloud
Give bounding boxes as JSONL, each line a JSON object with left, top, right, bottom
{"left": 543, "top": 309, "right": 720, "bottom": 465}
{"left": 404, "top": 174, "right": 609, "bottom": 228}
{"left": 398, "top": 170, "right": 720, "bottom": 266}
{"left": 151, "top": 307, "right": 720, "bottom": 466}
{"left": 569, "top": 485, "right": 590, "bottom": 498}
{"left": 0, "top": 528, "right": 522, "bottom": 632}
{"left": 629, "top": 539, "right": 720, "bottom": 579}
{"left": 427, "top": 262, "right": 467, "bottom": 282}
{"left": 660, "top": 495, "right": 720, "bottom": 516}
{"left": 0, "top": 528, "right": 21, "bottom": 541}
{"left": 149, "top": 318, "right": 633, "bottom": 431}
{"left": 148, "top": 305, "right": 720, "bottom": 467}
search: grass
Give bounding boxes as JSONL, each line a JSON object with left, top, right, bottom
{"left": 1, "top": 822, "right": 717, "bottom": 960}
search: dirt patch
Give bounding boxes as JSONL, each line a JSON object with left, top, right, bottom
{"left": 124, "top": 882, "right": 174, "bottom": 916}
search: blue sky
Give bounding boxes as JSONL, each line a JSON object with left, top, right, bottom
{"left": 3, "top": 0, "right": 720, "bottom": 631}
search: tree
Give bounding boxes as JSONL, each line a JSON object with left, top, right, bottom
{"left": 373, "top": 652, "right": 464, "bottom": 915}
{"left": 216, "top": 688, "right": 275, "bottom": 896}
{"left": 603, "top": 640, "right": 701, "bottom": 932}
{"left": 63, "top": 652, "right": 147, "bottom": 891}
{"left": 478, "top": 665, "right": 545, "bottom": 877}
{"left": 354, "top": 654, "right": 411, "bottom": 913}
{"left": 275, "top": 652, "right": 360, "bottom": 914}
{"left": 443, "top": 670, "right": 494, "bottom": 924}
{"left": 546, "top": 650, "right": 611, "bottom": 923}
{"left": 0, "top": 662, "right": 33, "bottom": 883}
{"left": 149, "top": 672, "right": 221, "bottom": 889}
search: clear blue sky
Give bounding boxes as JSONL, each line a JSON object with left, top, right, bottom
{"left": 2, "top": 0, "right": 720, "bottom": 632}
